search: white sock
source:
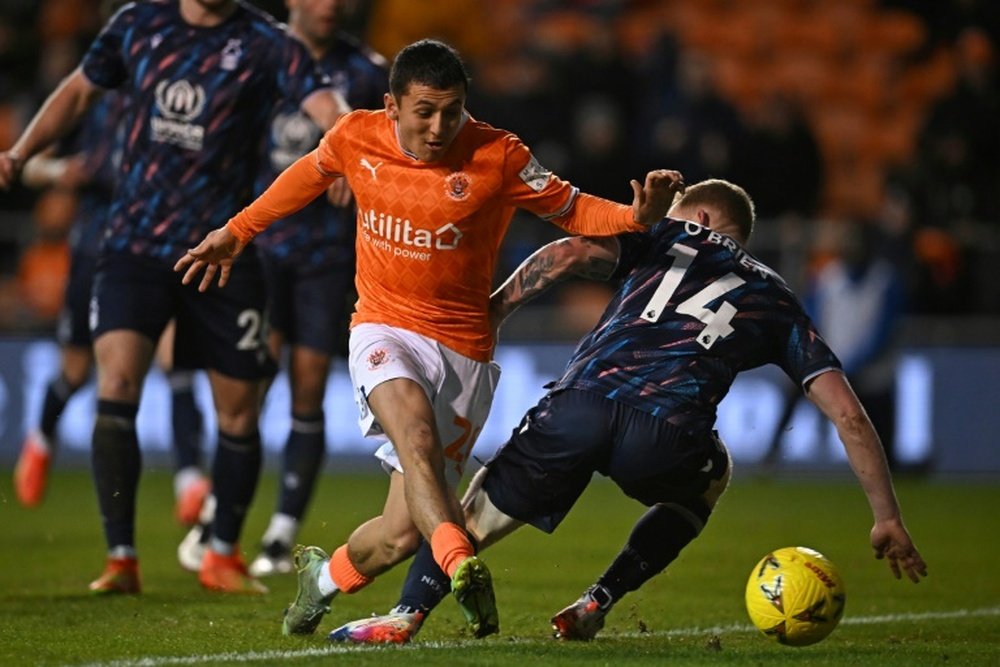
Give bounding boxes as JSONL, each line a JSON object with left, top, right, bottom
{"left": 316, "top": 559, "right": 339, "bottom": 597}
{"left": 173, "top": 465, "right": 204, "bottom": 499}
{"left": 109, "top": 545, "right": 137, "bottom": 559}
{"left": 261, "top": 513, "right": 298, "bottom": 546}
{"left": 210, "top": 537, "right": 235, "bottom": 556}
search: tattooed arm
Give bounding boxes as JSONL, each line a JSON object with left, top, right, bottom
{"left": 489, "top": 236, "right": 621, "bottom": 336}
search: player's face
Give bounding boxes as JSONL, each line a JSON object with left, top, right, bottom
{"left": 287, "top": 0, "right": 340, "bottom": 42}
{"left": 190, "top": 0, "right": 235, "bottom": 10}
{"left": 386, "top": 84, "right": 466, "bottom": 162}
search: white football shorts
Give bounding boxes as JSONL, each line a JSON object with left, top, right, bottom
{"left": 348, "top": 323, "right": 501, "bottom": 487}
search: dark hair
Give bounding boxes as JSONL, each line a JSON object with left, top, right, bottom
{"left": 389, "top": 39, "right": 470, "bottom": 98}
{"left": 676, "top": 179, "right": 756, "bottom": 241}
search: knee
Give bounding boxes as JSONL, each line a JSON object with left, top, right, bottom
{"left": 215, "top": 405, "right": 258, "bottom": 436}
{"left": 97, "top": 371, "right": 142, "bottom": 402}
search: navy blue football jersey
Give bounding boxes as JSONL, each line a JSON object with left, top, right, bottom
{"left": 80, "top": 0, "right": 329, "bottom": 263}
{"left": 553, "top": 217, "right": 842, "bottom": 433}
{"left": 254, "top": 33, "right": 388, "bottom": 270}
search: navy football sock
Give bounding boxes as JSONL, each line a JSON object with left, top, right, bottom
{"left": 394, "top": 532, "right": 479, "bottom": 616}
{"left": 39, "top": 374, "right": 77, "bottom": 442}
{"left": 168, "top": 371, "right": 203, "bottom": 471}
{"left": 276, "top": 411, "right": 326, "bottom": 520}
{"left": 211, "top": 429, "right": 262, "bottom": 545}
{"left": 597, "top": 500, "right": 712, "bottom": 603}
{"left": 91, "top": 400, "right": 141, "bottom": 550}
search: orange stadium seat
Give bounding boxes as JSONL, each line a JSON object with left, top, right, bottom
{"left": 615, "top": 5, "right": 673, "bottom": 61}
{"left": 865, "top": 10, "right": 927, "bottom": 58}
{"left": 896, "top": 48, "right": 957, "bottom": 106}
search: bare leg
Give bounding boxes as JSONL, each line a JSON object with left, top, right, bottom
{"left": 346, "top": 471, "right": 422, "bottom": 577}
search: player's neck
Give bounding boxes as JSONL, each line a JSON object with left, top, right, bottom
{"left": 179, "top": 0, "right": 238, "bottom": 28}
{"left": 290, "top": 26, "right": 331, "bottom": 61}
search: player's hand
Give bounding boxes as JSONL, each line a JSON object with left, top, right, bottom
{"left": 173, "top": 225, "right": 247, "bottom": 292}
{"left": 326, "top": 176, "right": 353, "bottom": 207}
{"left": 58, "top": 154, "right": 90, "bottom": 189}
{"left": 0, "top": 150, "right": 25, "bottom": 190}
{"left": 871, "top": 517, "right": 928, "bottom": 583}
{"left": 631, "top": 169, "right": 685, "bottom": 227}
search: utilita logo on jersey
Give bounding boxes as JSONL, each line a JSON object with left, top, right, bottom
{"left": 152, "top": 79, "right": 206, "bottom": 150}
{"left": 361, "top": 209, "right": 462, "bottom": 261}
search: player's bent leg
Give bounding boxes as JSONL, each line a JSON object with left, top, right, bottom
{"left": 463, "top": 467, "right": 525, "bottom": 549}
{"left": 365, "top": 378, "right": 462, "bottom": 539}
{"left": 327, "top": 473, "right": 516, "bottom": 645}
{"left": 345, "top": 471, "right": 422, "bottom": 576}
{"left": 368, "top": 379, "right": 499, "bottom": 636}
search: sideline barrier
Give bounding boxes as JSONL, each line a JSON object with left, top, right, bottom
{"left": 0, "top": 339, "right": 995, "bottom": 472}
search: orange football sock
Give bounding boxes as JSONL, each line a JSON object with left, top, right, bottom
{"left": 431, "top": 522, "right": 475, "bottom": 578}
{"left": 328, "top": 545, "right": 372, "bottom": 594}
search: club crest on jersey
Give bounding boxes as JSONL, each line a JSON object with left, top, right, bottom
{"left": 221, "top": 39, "right": 242, "bottom": 71}
{"left": 367, "top": 348, "right": 391, "bottom": 370}
{"left": 518, "top": 154, "right": 551, "bottom": 193}
{"left": 445, "top": 171, "right": 471, "bottom": 201}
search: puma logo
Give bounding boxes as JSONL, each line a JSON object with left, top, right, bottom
{"left": 700, "top": 459, "right": 714, "bottom": 473}
{"left": 360, "top": 157, "right": 382, "bottom": 181}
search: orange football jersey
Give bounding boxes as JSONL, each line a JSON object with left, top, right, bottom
{"left": 229, "top": 109, "right": 643, "bottom": 361}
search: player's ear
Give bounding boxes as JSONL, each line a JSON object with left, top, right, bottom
{"left": 385, "top": 93, "right": 399, "bottom": 121}
{"left": 697, "top": 208, "right": 711, "bottom": 227}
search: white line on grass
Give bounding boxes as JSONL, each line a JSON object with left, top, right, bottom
{"left": 77, "top": 605, "right": 1000, "bottom": 667}
{"left": 616, "top": 604, "right": 1000, "bottom": 638}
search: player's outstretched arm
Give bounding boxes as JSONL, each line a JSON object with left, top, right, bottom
{"left": 630, "top": 169, "right": 685, "bottom": 227}
{"left": 301, "top": 88, "right": 351, "bottom": 132}
{"left": 0, "top": 67, "right": 103, "bottom": 190}
{"left": 805, "top": 370, "right": 928, "bottom": 583}
{"left": 489, "top": 236, "right": 619, "bottom": 335}
{"left": 174, "top": 225, "right": 247, "bottom": 292}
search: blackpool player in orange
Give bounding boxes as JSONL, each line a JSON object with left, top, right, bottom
{"left": 176, "top": 39, "right": 684, "bottom": 638}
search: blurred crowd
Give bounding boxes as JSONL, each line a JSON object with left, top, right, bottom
{"left": 0, "top": 0, "right": 998, "bottom": 336}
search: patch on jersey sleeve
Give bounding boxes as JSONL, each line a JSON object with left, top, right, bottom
{"left": 518, "top": 154, "right": 552, "bottom": 193}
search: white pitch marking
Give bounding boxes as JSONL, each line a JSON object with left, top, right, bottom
{"left": 78, "top": 605, "right": 1000, "bottom": 667}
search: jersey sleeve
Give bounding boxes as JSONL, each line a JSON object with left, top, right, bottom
{"left": 227, "top": 148, "right": 336, "bottom": 242}
{"left": 314, "top": 115, "right": 351, "bottom": 176}
{"left": 611, "top": 230, "right": 653, "bottom": 279}
{"left": 80, "top": 5, "right": 132, "bottom": 89}
{"left": 780, "top": 307, "right": 843, "bottom": 388}
{"left": 499, "top": 135, "right": 643, "bottom": 236}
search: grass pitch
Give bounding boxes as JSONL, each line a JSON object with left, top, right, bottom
{"left": 1, "top": 465, "right": 998, "bottom": 666}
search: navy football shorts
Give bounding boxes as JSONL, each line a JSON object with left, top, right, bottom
{"left": 481, "top": 388, "right": 730, "bottom": 533}
{"left": 260, "top": 254, "right": 354, "bottom": 358}
{"left": 90, "top": 250, "right": 275, "bottom": 380}
{"left": 56, "top": 249, "right": 98, "bottom": 347}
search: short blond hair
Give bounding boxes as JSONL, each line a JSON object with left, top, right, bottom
{"left": 675, "top": 179, "right": 755, "bottom": 242}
